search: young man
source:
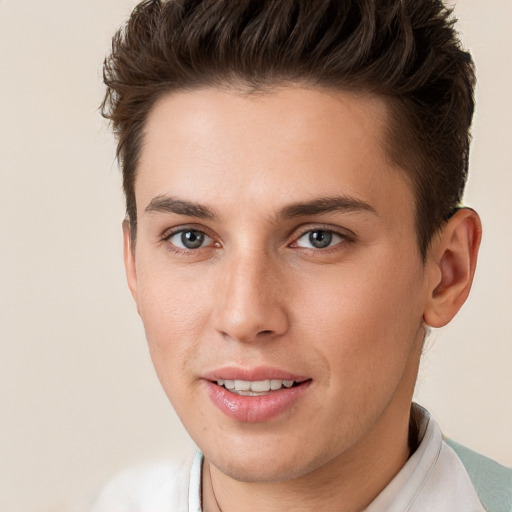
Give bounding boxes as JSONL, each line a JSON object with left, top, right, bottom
{"left": 93, "top": 0, "right": 512, "bottom": 510}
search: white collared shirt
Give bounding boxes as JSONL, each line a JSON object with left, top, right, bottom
{"left": 89, "top": 407, "right": 510, "bottom": 511}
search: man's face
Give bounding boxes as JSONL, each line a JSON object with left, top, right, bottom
{"left": 127, "top": 86, "right": 432, "bottom": 482}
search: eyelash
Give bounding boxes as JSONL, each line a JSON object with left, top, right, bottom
{"left": 290, "top": 226, "right": 354, "bottom": 251}
{"left": 162, "top": 226, "right": 218, "bottom": 255}
{"left": 161, "top": 225, "right": 354, "bottom": 254}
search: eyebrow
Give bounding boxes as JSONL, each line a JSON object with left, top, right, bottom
{"left": 144, "top": 194, "right": 376, "bottom": 221}
{"left": 145, "top": 195, "right": 216, "bottom": 219}
{"left": 277, "top": 196, "right": 377, "bottom": 219}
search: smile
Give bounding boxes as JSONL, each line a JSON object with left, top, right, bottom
{"left": 216, "top": 379, "right": 297, "bottom": 395}
{"left": 204, "top": 369, "right": 312, "bottom": 422}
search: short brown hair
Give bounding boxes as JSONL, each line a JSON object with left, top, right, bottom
{"left": 102, "top": 0, "right": 475, "bottom": 258}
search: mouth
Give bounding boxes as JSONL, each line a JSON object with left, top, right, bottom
{"left": 203, "top": 368, "right": 312, "bottom": 422}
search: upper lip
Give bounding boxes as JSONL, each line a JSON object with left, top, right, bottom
{"left": 202, "top": 366, "right": 310, "bottom": 383}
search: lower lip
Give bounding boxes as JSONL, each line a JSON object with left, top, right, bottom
{"left": 204, "top": 381, "right": 311, "bottom": 423}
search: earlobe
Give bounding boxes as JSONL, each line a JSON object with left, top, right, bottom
{"left": 122, "top": 219, "right": 139, "bottom": 305}
{"left": 423, "top": 208, "right": 482, "bottom": 328}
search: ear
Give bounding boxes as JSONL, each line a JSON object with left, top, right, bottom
{"left": 122, "top": 219, "right": 139, "bottom": 305}
{"left": 423, "top": 208, "right": 482, "bottom": 328}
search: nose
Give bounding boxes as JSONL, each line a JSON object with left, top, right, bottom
{"left": 213, "top": 250, "right": 289, "bottom": 343}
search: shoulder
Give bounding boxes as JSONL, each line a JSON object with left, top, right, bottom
{"left": 444, "top": 438, "right": 512, "bottom": 512}
{"left": 397, "top": 405, "right": 511, "bottom": 512}
{"left": 88, "top": 453, "right": 199, "bottom": 512}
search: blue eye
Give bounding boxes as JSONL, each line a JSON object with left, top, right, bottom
{"left": 295, "top": 230, "right": 344, "bottom": 249}
{"left": 167, "top": 229, "right": 213, "bottom": 249}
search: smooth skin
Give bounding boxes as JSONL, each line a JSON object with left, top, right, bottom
{"left": 123, "top": 86, "right": 481, "bottom": 512}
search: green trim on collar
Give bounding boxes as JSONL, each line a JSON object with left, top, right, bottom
{"left": 445, "top": 438, "right": 512, "bottom": 512}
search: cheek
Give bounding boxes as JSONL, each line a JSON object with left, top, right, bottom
{"left": 134, "top": 262, "right": 213, "bottom": 381}
{"left": 137, "top": 255, "right": 211, "bottom": 328}
{"left": 294, "top": 255, "right": 426, "bottom": 380}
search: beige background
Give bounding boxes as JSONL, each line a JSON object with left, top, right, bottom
{"left": 1, "top": 1, "right": 511, "bottom": 511}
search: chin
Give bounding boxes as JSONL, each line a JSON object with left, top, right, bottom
{"left": 212, "top": 457, "right": 309, "bottom": 484}
{"left": 205, "top": 439, "right": 335, "bottom": 484}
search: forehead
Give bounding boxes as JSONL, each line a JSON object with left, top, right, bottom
{"left": 136, "top": 86, "right": 413, "bottom": 220}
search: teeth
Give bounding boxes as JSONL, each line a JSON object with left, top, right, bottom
{"left": 234, "top": 380, "right": 251, "bottom": 391}
{"left": 270, "top": 379, "right": 282, "bottom": 390}
{"left": 216, "top": 379, "right": 296, "bottom": 393}
{"left": 250, "top": 380, "right": 271, "bottom": 392}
